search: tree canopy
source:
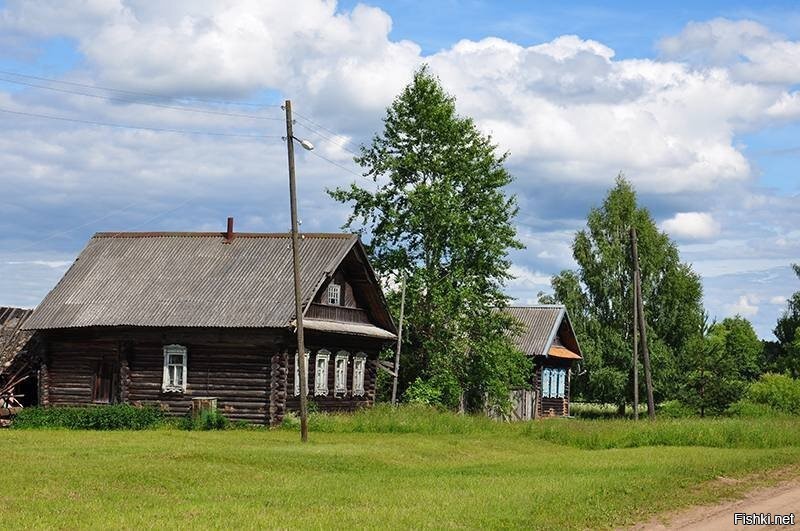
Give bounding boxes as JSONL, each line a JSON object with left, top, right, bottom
{"left": 540, "top": 176, "right": 704, "bottom": 407}
{"left": 767, "top": 264, "right": 800, "bottom": 377}
{"left": 329, "top": 66, "right": 528, "bottom": 411}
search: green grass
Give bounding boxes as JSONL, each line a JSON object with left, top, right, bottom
{"left": 3, "top": 411, "right": 800, "bottom": 529}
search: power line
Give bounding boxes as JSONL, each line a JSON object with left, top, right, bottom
{"left": 0, "top": 69, "right": 282, "bottom": 108}
{"left": 293, "top": 112, "right": 362, "bottom": 153}
{"left": 0, "top": 75, "right": 283, "bottom": 121}
{"left": 0, "top": 107, "right": 282, "bottom": 139}
{"left": 293, "top": 120, "right": 360, "bottom": 157}
{"left": 306, "top": 148, "right": 364, "bottom": 178}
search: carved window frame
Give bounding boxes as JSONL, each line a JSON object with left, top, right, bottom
{"left": 294, "top": 350, "right": 310, "bottom": 396}
{"left": 162, "top": 344, "right": 187, "bottom": 393}
{"left": 352, "top": 353, "right": 366, "bottom": 397}
{"left": 315, "top": 349, "right": 330, "bottom": 396}
{"left": 334, "top": 351, "right": 349, "bottom": 395}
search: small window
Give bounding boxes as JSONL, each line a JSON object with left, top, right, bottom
{"left": 294, "top": 350, "right": 310, "bottom": 396}
{"left": 352, "top": 354, "right": 366, "bottom": 397}
{"left": 162, "top": 345, "right": 187, "bottom": 392}
{"left": 335, "top": 351, "right": 349, "bottom": 394}
{"left": 315, "top": 350, "right": 330, "bottom": 396}
{"left": 557, "top": 369, "right": 566, "bottom": 398}
{"left": 327, "top": 283, "right": 341, "bottom": 305}
{"left": 541, "top": 368, "right": 551, "bottom": 398}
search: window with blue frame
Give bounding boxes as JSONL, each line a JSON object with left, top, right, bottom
{"left": 541, "top": 367, "right": 567, "bottom": 398}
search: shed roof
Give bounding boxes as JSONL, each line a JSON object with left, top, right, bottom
{"left": 505, "top": 305, "right": 582, "bottom": 359}
{"left": 24, "top": 232, "right": 393, "bottom": 332}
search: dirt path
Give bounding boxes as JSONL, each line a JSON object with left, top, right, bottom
{"left": 637, "top": 477, "right": 800, "bottom": 530}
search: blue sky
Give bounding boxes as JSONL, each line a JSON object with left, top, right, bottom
{"left": 0, "top": 0, "right": 798, "bottom": 338}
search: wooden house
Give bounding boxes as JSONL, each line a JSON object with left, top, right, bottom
{"left": 505, "top": 305, "right": 582, "bottom": 419}
{"left": 22, "top": 223, "right": 397, "bottom": 425}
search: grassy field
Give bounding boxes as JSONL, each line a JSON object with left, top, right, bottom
{"left": 4, "top": 411, "right": 800, "bottom": 529}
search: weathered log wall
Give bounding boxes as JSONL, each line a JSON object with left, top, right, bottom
{"left": 284, "top": 330, "right": 382, "bottom": 413}
{"left": 38, "top": 327, "right": 391, "bottom": 424}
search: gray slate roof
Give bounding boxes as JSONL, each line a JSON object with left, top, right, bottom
{"left": 505, "top": 305, "right": 566, "bottom": 356}
{"left": 24, "top": 232, "right": 363, "bottom": 330}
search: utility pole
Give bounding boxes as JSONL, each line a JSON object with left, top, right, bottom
{"left": 285, "top": 99, "right": 309, "bottom": 442}
{"left": 632, "top": 265, "right": 639, "bottom": 421}
{"left": 630, "top": 227, "right": 655, "bottom": 419}
{"left": 391, "top": 272, "right": 407, "bottom": 405}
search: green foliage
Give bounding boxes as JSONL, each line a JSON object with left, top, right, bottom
{"left": 11, "top": 405, "right": 164, "bottom": 430}
{"left": 658, "top": 400, "right": 696, "bottom": 419}
{"left": 179, "top": 409, "right": 230, "bottom": 431}
{"left": 328, "top": 65, "right": 528, "bottom": 409}
{"left": 542, "top": 176, "right": 704, "bottom": 408}
{"left": 681, "top": 316, "right": 763, "bottom": 416}
{"left": 766, "top": 264, "right": 800, "bottom": 377}
{"left": 739, "top": 373, "right": 800, "bottom": 415}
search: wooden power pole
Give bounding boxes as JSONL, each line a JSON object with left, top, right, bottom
{"left": 391, "top": 273, "right": 406, "bottom": 405}
{"left": 285, "top": 99, "right": 309, "bottom": 442}
{"left": 630, "top": 227, "right": 655, "bottom": 419}
{"left": 632, "top": 266, "right": 639, "bottom": 421}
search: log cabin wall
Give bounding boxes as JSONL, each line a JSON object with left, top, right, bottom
{"left": 40, "top": 327, "right": 285, "bottom": 424}
{"left": 534, "top": 358, "right": 573, "bottom": 418}
{"left": 284, "top": 330, "right": 382, "bottom": 413}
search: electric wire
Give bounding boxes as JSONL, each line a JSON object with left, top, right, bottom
{"left": 0, "top": 107, "right": 282, "bottom": 139}
{"left": 0, "top": 69, "right": 282, "bottom": 108}
{"left": 0, "top": 75, "right": 283, "bottom": 121}
{"left": 306, "top": 149, "right": 364, "bottom": 178}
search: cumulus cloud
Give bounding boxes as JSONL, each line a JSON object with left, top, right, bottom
{"left": 658, "top": 18, "right": 800, "bottom": 84}
{"left": 661, "top": 212, "right": 721, "bottom": 239}
{"left": 0, "top": 3, "right": 798, "bottom": 337}
{"left": 728, "top": 294, "right": 759, "bottom": 317}
{"left": 770, "top": 295, "right": 788, "bottom": 305}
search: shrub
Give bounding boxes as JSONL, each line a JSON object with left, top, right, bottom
{"left": 11, "top": 405, "right": 164, "bottom": 430}
{"left": 179, "top": 409, "right": 230, "bottom": 431}
{"left": 742, "top": 373, "right": 800, "bottom": 415}
{"left": 658, "top": 400, "right": 695, "bottom": 418}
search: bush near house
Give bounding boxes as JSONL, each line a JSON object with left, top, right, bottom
{"left": 11, "top": 404, "right": 164, "bottom": 430}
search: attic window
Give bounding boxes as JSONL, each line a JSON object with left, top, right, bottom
{"left": 162, "top": 344, "right": 187, "bottom": 393}
{"left": 327, "top": 283, "right": 341, "bottom": 305}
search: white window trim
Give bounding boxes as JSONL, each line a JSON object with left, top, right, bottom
{"left": 557, "top": 369, "right": 566, "bottom": 398}
{"left": 315, "top": 350, "right": 331, "bottom": 396}
{"left": 162, "top": 344, "right": 187, "bottom": 393}
{"left": 327, "top": 283, "right": 341, "bottom": 305}
{"left": 334, "top": 351, "right": 349, "bottom": 395}
{"left": 294, "top": 350, "right": 310, "bottom": 397}
{"left": 352, "top": 353, "right": 366, "bottom": 397}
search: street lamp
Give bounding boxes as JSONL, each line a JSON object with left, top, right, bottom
{"left": 283, "top": 99, "right": 314, "bottom": 442}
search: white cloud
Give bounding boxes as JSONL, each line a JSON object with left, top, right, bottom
{"left": 728, "top": 294, "right": 759, "bottom": 317}
{"left": 770, "top": 295, "right": 787, "bottom": 305}
{"left": 508, "top": 265, "right": 551, "bottom": 288}
{"left": 658, "top": 18, "right": 800, "bottom": 84}
{"left": 661, "top": 212, "right": 721, "bottom": 239}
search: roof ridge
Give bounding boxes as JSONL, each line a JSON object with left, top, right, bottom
{"left": 507, "top": 304, "right": 565, "bottom": 309}
{"left": 92, "top": 231, "right": 356, "bottom": 239}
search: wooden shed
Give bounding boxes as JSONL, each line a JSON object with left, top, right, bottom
{"left": 505, "top": 305, "right": 582, "bottom": 419}
{"left": 22, "top": 225, "right": 397, "bottom": 425}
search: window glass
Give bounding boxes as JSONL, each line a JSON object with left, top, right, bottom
{"left": 353, "top": 354, "right": 366, "bottom": 396}
{"left": 315, "top": 350, "right": 330, "bottom": 396}
{"left": 542, "top": 368, "right": 551, "bottom": 398}
{"left": 327, "top": 283, "right": 341, "bottom": 305}
{"left": 335, "top": 351, "right": 349, "bottom": 394}
{"left": 162, "top": 345, "right": 187, "bottom": 392}
{"left": 294, "top": 350, "right": 310, "bottom": 396}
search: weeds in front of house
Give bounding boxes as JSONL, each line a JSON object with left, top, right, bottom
{"left": 10, "top": 404, "right": 164, "bottom": 430}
